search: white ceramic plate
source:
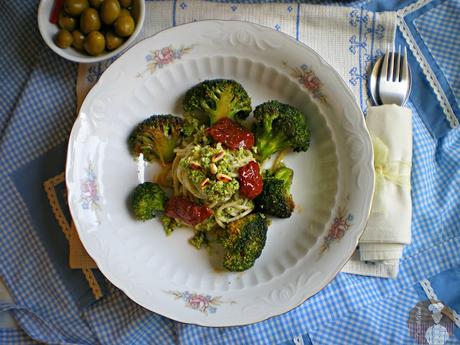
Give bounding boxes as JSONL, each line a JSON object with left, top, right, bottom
{"left": 66, "top": 20, "right": 374, "bottom": 326}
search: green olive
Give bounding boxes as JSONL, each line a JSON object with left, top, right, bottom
{"left": 105, "top": 31, "right": 124, "bottom": 50}
{"left": 58, "top": 11, "right": 77, "bottom": 31}
{"left": 63, "top": 0, "right": 89, "bottom": 16}
{"left": 72, "top": 30, "right": 85, "bottom": 51}
{"left": 84, "top": 31, "right": 105, "bottom": 55}
{"left": 89, "top": 0, "right": 104, "bottom": 8}
{"left": 100, "top": 0, "right": 121, "bottom": 25}
{"left": 114, "top": 14, "right": 134, "bottom": 37}
{"left": 80, "top": 8, "right": 101, "bottom": 34}
{"left": 119, "top": 0, "right": 132, "bottom": 8}
{"left": 118, "top": 8, "right": 131, "bottom": 17}
{"left": 55, "top": 29, "right": 73, "bottom": 48}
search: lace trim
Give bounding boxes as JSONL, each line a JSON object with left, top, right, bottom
{"left": 82, "top": 268, "right": 103, "bottom": 300}
{"left": 44, "top": 172, "right": 103, "bottom": 300}
{"left": 420, "top": 279, "right": 460, "bottom": 328}
{"left": 43, "top": 173, "right": 71, "bottom": 237}
{"left": 420, "top": 279, "right": 437, "bottom": 301}
{"left": 398, "top": 0, "right": 433, "bottom": 17}
{"left": 396, "top": 6, "right": 459, "bottom": 129}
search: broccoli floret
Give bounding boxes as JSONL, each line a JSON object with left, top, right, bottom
{"left": 182, "top": 116, "right": 211, "bottom": 145}
{"left": 183, "top": 116, "right": 202, "bottom": 137}
{"left": 221, "top": 213, "right": 268, "bottom": 272}
{"left": 189, "top": 231, "right": 209, "bottom": 250}
{"left": 183, "top": 79, "right": 252, "bottom": 126}
{"left": 128, "top": 114, "right": 184, "bottom": 165}
{"left": 253, "top": 100, "right": 310, "bottom": 162}
{"left": 161, "top": 215, "right": 180, "bottom": 235}
{"left": 255, "top": 164, "right": 295, "bottom": 218}
{"left": 131, "top": 182, "right": 167, "bottom": 221}
{"left": 194, "top": 217, "right": 217, "bottom": 232}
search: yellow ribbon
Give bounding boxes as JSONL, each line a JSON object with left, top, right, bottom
{"left": 372, "top": 135, "right": 411, "bottom": 188}
{"left": 372, "top": 135, "right": 411, "bottom": 214}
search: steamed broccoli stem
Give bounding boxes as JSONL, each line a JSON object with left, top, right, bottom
{"left": 203, "top": 87, "right": 231, "bottom": 120}
{"left": 274, "top": 166, "right": 293, "bottom": 189}
{"left": 256, "top": 130, "right": 290, "bottom": 162}
{"left": 253, "top": 100, "right": 310, "bottom": 162}
{"left": 205, "top": 86, "right": 246, "bottom": 122}
{"left": 129, "top": 114, "right": 184, "bottom": 166}
{"left": 271, "top": 149, "right": 289, "bottom": 173}
{"left": 131, "top": 182, "right": 167, "bottom": 221}
{"left": 139, "top": 128, "right": 179, "bottom": 164}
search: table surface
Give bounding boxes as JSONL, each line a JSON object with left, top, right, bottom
{"left": 1, "top": 1, "right": 459, "bottom": 344}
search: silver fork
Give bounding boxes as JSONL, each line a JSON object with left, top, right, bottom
{"left": 378, "top": 45, "right": 410, "bottom": 106}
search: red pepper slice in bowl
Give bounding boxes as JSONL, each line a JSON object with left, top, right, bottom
{"left": 165, "top": 196, "right": 213, "bottom": 226}
{"left": 207, "top": 118, "right": 255, "bottom": 150}
{"left": 238, "top": 161, "right": 263, "bottom": 199}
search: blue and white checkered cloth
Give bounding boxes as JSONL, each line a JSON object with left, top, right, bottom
{"left": 414, "top": 1, "right": 460, "bottom": 103}
{"left": 1, "top": 1, "right": 459, "bottom": 344}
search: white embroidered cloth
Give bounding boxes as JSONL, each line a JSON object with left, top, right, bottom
{"left": 77, "top": 1, "right": 396, "bottom": 112}
{"left": 343, "top": 104, "right": 413, "bottom": 278}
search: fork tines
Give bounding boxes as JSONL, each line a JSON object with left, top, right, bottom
{"left": 382, "top": 45, "right": 408, "bottom": 82}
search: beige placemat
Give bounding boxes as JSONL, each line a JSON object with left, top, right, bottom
{"left": 69, "top": 223, "right": 97, "bottom": 269}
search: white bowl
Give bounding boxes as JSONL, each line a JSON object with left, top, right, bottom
{"left": 66, "top": 20, "right": 374, "bottom": 326}
{"left": 37, "top": 0, "right": 145, "bottom": 64}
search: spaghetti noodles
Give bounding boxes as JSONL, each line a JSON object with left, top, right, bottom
{"left": 170, "top": 140, "right": 255, "bottom": 228}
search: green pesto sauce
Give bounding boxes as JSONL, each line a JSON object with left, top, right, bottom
{"left": 180, "top": 143, "right": 254, "bottom": 203}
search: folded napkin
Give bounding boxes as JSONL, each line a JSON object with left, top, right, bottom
{"left": 343, "top": 104, "right": 412, "bottom": 278}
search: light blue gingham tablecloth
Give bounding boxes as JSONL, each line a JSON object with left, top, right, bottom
{"left": 1, "top": 1, "right": 459, "bottom": 344}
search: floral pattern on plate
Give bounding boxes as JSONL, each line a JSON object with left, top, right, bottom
{"left": 320, "top": 207, "right": 353, "bottom": 254}
{"left": 166, "top": 290, "right": 227, "bottom": 314}
{"left": 284, "top": 62, "right": 327, "bottom": 103}
{"left": 137, "top": 45, "right": 193, "bottom": 77}
{"left": 80, "top": 162, "right": 100, "bottom": 211}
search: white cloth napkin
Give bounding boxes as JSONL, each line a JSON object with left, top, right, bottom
{"left": 343, "top": 104, "right": 412, "bottom": 278}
